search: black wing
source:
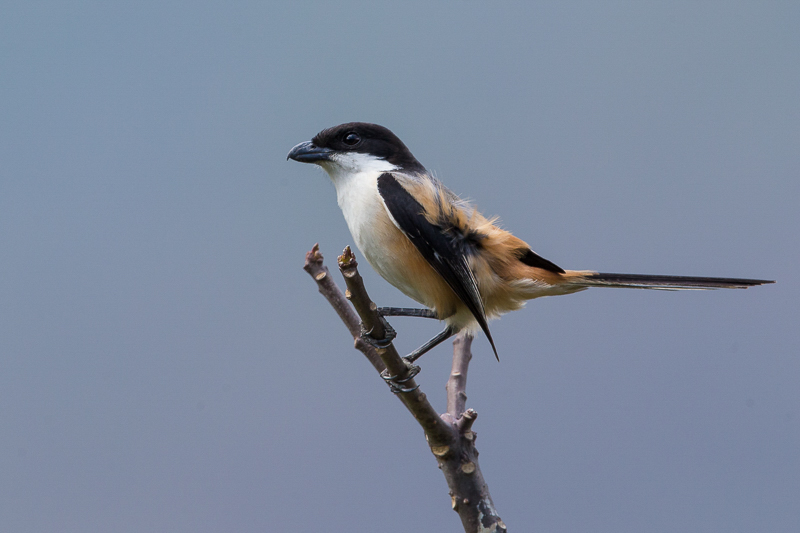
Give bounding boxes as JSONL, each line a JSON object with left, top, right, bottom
{"left": 377, "top": 173, "right": 498, "bottom": 359}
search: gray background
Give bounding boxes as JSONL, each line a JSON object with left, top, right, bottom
{"left": 1, "top": 2, "right": 798, "bottom": 532}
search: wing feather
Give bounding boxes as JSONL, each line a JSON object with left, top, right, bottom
{"left": 377, "top": 173, "right": 498, "bottom": 359}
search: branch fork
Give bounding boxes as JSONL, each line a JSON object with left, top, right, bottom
{"left": 304, "top": 244, "right": 507, "bottom": 533}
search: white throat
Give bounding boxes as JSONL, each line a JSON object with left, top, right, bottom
{"left": 319, "top": 152, "right": 398, "bottom": 183}
{"left": 316, "top": 152, "right": 399, "bottom": 262}
{"left": 318, "top": 152, "right": 398, "bottom": 219}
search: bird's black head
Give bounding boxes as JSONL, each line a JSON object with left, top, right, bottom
{"left": 287, "top": 122, "right": 425, "bottom": 173}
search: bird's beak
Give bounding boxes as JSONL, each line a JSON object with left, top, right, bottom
{"left": 287, "top": 141, "right": 333, "bottom": 163}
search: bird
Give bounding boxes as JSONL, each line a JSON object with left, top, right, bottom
{"left": 288, "top": 122, "right": 773, "bottom": 378}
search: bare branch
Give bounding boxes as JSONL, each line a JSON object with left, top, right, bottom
{"left": 446, "top": 332, "right": 473, "bottom": 420}
{"left": 337, "top": 246, "right": 452, "bottom": 445}
{"left": 303, "top": 244, "right": 384, "bottom": 372}
{"left": 456, "top": 408, "right": 478, "bottom": 434}
{"left": 303, "top": 245, "right": 507, "bottom": 532}
{"left": 436, "top": 424, "right": 505, "bottom": 533}
{"left": 438, "top": 332, "right": 505, "bottom": 532}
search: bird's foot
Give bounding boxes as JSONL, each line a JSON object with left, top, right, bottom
{"left": 360, "top": 317, "right": 420, "bottom": 393}
{"left": 359, "top": 317, "right": 397, "bottom": 349}
{"left": 380, "top": 359, "right": 421, "bottom": 394}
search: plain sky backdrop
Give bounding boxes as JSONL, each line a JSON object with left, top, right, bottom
{"left": 1, "top": 2, "right": 798, "bottom": 532}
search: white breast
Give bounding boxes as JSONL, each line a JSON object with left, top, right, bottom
{"left": 319, "top": 154, "right": 433, "bottom": 304}
{"left": 318, "top": 152, "right": 396, "bottom": 257}
{"left": 334, "top": 171, "right": 385, "bottom": 253}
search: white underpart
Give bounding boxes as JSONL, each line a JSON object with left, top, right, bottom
{"left": 318, "top": 153, "right": 398, "bottom": 236}
{"left": 316, "top": 152, "right": 415, "bottom": 290}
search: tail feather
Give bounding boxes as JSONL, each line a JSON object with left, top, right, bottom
{"left": 578, "top": 272, "right": 775, "bottom": 290}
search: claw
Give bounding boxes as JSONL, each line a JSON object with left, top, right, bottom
{"left": 359, "top": 317, "right": 397, "bottom": 349}
{"left": 380, "top": 359, "right": 421, "bottom": 393}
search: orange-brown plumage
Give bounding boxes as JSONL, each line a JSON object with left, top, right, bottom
{"left": 391, "top": 175, "right": 589, "bottom": 331}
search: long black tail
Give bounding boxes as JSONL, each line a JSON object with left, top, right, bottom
{"left": 579, "top": 272, "right": 774, "bottom": 290}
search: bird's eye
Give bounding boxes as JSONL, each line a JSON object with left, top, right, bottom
{"left": 343, "top": 132, "right": 361, "bottom": 146}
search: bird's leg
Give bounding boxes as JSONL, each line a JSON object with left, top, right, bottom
{"left": 404, "top": 325, "right": 456, "bottom": 363}
{"left": 381, "top": 326, "right": 457, "bottom": 394}
{"left": 362, "top": 309, "right": 452, "bottom": 393}
{"left": 377, "top": 307, "right": 438, "bottom": 319}
{"left": 378, "top": 325, "right": 456, "bottom": 393}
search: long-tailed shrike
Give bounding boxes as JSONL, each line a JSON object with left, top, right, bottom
{"left": 288, "top": 122, "right": 773, "bottom": 383}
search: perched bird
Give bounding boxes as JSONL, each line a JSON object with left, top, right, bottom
{"left": 288, "top": 122, "right": 773, "bottom": 374}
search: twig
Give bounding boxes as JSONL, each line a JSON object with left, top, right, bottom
{"left": 303, "top": 245, "right": 507, "bottom": 533}
{"left": 446, "top": 332, "right": 473, "bottom": 420}
{"left": 436, "top": 332, "right": 504, "bottom": 533}
{"left": 337, "top": 246, "right": 451, "bottom": 445}
{"left": 303, "top": 244, "right": 383, "bottom": 372}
